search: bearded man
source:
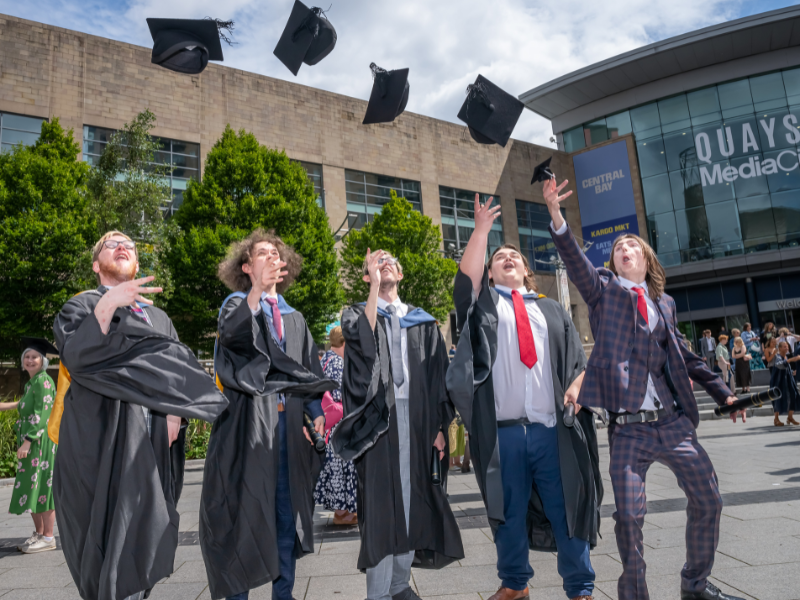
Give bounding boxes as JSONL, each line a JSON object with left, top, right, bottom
{"left": 53, "top": 231, "right": 228, "bottom": 600}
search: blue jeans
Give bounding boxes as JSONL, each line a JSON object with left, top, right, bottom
{"left": 227, "top": 412, "right": 296, "bottom": 600}
{"left": 495, "top": 422, "right": 595, "bottom": 599}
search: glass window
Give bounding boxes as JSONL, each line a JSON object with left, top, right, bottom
{"left": 636, "top": 136, "right": 667, "bottom": 178}
{"left": 721, "top": 281, "right": 747, "bottom": 306}
{"left": 687, "top": 87, "right": 722, "bottom": 126}
{"left": 675, "top": 206, "right": 710, "bottom": 254}
{"left": 737, "top": 195, "right": 777, "bottom": 248}
{"left": 705, "top": 201, "right": 743, "bottom": 255}
{"left": 345, "top": 170, "right": 421, "bottom": 229}
{"left": 755, "top": 276, "right": 782, "bottom": 302}
{"left": 647, "top": 212, "right": 679, "bottom": 255}
{"left": 82, "top": 125, "right": 200, "bottom": 214}
{"left": 731, "top": 154, "right": 770, "bottom": 199}
{"left": 672, "top": 288, "right": 690, "bottom": 313}
{"left": 658, "top": 95, "right": 691, "bottom": 134}
{"left": 440, "top": 187, "right": 503, "bottom": 255}
{"left": 697, "top": 159, "right": 737, "bottom": 205}
{"left": 663, "top": 129, "right": 694, "bottom": 172}
{"left": 770, "top": 189, "right": 800, "bottom": 245}
{"left": 563, "top": 127, "right": 586, "bottom": 153}
{"left": 584, "top": 119, "right": 609, "bottom": 146}
{"left": 0, "top": 112, "right": 46, "bottom": 152}
{"left": 756, "top": 109, "right": 797, "bottom": 152}
{"left": 605, "top": 111, "right": 632, "bottom": 138}
{"left": 763, "top": 148, "right": 800, "bottom": 193}
{"left": 783, "top": 67, "right": 800, "bottom": 107}
{"left": 630, "top": 103, "right": 662, "bottom": 139}
{"left": 516, "top": 200, "right": 563, "bottom": 273}
{"left": 688, "top": 284, "right": 724, "bottom": 311}
{"left": 781, "top": 273, "right": 800, "bottom": 298}
{"left": 297, "top": 161, "right": 324, "bottom": 208}
{"left": 641, "top": 173, "right": 673, "bottom": 215}
{"left": 718, "top": 79, "right": 754, "bottom": 118}
{"left": 750, "top": 72, "right": 787, "bottom": 112}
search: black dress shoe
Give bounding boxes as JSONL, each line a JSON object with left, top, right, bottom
{"left": 392, "top": 587, "right": 422, "bottom": 600}
{"left": 681, "top": 582, "right": 745, "bottom": 600}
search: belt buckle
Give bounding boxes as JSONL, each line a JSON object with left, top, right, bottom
{"left": 644, "top": 409, "right": 658, "bottom": 422}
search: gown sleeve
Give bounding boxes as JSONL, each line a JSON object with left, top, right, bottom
{"left": 54, "top": 293, "right": 228, "bottom": 422}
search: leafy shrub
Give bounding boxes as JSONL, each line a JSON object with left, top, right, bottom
{"left": 0, "top": 406, "right": 18, "bottom": 478}
{"left": 185, "top": 419, "right": 211, "bottom": 460}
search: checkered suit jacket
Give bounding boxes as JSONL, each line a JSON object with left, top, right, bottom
{"left": 549, "top": 224, "right": 731, "bottom": 427}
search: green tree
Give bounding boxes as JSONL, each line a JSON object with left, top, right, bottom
{"left": 166, "top": 125, "right": 342, "bottom": 351}
{"left": 0, "top": 119, "right": 95, "bottom": 360}
{"left": 86, "top": 109, "right": 176, "bottom": 301}
{"left": 340, "top": 193, "right": 458, "bottom": 323}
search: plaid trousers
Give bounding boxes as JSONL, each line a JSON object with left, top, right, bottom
{"left": 608, "top": 413, "right": 722, "bottom": 600}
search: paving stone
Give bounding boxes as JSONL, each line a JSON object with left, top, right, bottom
{"left": 0, "top": 588, "right": 83, "bottom": 600}
{"left": 304, "top": 573, "right": 367, "bottom": 600}
{"left": 0, "top": 548, "right": 66, "bottom": 567}
{"left": 148, "top": 582, "right": 208, "bottom": 600}
{"left": 165, "top": 559, "right": 210, "bottom": 583}
{"left": 716, "top": 535, "right": 800, "bottom": 566}
{"left": 318, "top": 539, "right": 363, "bottom": 555}
{"left": 413, "top": 564, "right": 500, "bottom": 596}
{"left": 0, "top": 565, "right": 72, "bottom": 588}
{"left": 709, "top": 564, "right": 793, "bottom": 600}
{"left": 295, "top": 552, "right": 363, "bottom": 577}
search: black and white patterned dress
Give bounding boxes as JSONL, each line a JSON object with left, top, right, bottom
{"left": 314, "top": 350, "right": 358, "bottom": 513}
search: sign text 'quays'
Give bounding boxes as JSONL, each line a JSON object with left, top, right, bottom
{"left": 581, "top": 170, "right": 626, "bottom": 194}
{"left": 695, "top": 113, "right": 800, "bottom": 187}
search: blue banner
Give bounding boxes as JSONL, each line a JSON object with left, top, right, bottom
{"left": 582, "top": 214, "right": 640, "bottom": 269}
{"left": 572, "top": 140, "right": 639, "bottom": 267}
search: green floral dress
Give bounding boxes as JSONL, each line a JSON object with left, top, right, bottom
{"left": 9, "top": 371, "right": 57, "bottom": 514}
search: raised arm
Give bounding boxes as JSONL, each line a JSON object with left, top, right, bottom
{"left": 544, "top": 178, "right": 605, "bottom": 308}
{"left": 459, "top": 193, "right": 501, "bottom": 297}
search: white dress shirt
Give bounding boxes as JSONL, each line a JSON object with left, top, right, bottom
{"left": 617, "top": 277, "right": 660, "bottom": 412}
{"left": 492, "top": 284, "right": 557, "bottom": 427}
{"left": 250, "top": 292, "right": 285, "bottom": 343}
{"left": 378, "top": 296, "right": 410, "bottom": 399}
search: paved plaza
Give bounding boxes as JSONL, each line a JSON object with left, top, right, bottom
{"left": 0, "top": 416, "right": 798, "bottom": 600}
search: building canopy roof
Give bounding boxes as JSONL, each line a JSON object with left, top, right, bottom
{"left": 520, "top": 6, "right": 800, "bottom": 131}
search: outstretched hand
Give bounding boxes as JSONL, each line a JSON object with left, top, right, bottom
{"left": 258, "top": 257, "right": 288, "bottom": 292}
{"left": 104, "top": 276, "right": 162, "bottom": 308}
{"left": 726, "top": 396, "right": 746, "bottom": 423}
{"left": 473, "top": 193, "right": 501, "bottom": 235}
{"left": 364, "top": 248, "right": 388, "bottom": 289}
{"left": 542, "top": 178, "right": 573, "bottom": 230}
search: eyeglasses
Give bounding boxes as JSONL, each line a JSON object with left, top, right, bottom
{"left": 103, "top": 240, "right": 136, "bottom": 251}
{"left": 363, "top": 256, "right": 399, "bottom": 276}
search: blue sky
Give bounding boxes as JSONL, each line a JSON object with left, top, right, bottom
{"left": 1, "top": 0, "right": 798, "bottom": 145}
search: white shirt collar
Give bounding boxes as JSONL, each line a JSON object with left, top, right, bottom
{"left": 494, "top": 283, "right": 532, "bottom": 295}
{"left": 377, "top": 296, "right": 404, "bottom": 310}
{"left": 260, "top": 291, "right": 278, "bottom": 301}
{"left": 618, "top": 277, "right": 648, "bottom": 293}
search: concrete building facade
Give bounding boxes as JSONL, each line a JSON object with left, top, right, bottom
{"left": 0, "top": 13, "right": 593, "bottom": 344}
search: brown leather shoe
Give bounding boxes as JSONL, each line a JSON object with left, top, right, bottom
{"left": 571, "top": 596, "right": 594, "bottom": 600}
{"left": 487, "top": 587, "right": 529, "bottom": 600}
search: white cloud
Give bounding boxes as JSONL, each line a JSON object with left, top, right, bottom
{"left": 1, "top": 0, "right": 756, "bottom": 145}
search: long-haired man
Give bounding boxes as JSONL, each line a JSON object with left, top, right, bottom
{"left": 545, "top": 178, "right": 743, "bottom": 600}
{"left": 200, "top": 229, "right": 335, "bottom": 600}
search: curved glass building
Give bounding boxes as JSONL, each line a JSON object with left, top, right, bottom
{"left": 521, "top": 6, "right": 800, "bottom": 344}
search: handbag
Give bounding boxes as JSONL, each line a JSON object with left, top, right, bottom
{"left": 320, "top": 355, "right": 343, "bottom": 438}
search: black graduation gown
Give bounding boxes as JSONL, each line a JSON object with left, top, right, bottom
{"left": 53, "top": 288, "right": 229, "bottom": 600}
{"left": 331, "top": 303, "right": 465, "bottom": 571}
{"left": 769, "top": 354, "right": 800, "bottom": 414}
{"left": 446, "top": 269, "right": 603, "bottom": 551}
{"left": 200, "top": 296, "right": 337, "bottom": 600}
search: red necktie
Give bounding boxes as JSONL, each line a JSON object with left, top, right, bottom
{"left": 511, "top": 290, "right": 538, "bottom": 369}
{"left": 265, "top": 297, "right": 283, "bottom": 341}
{"left": 632, "top": 287, "right": 648, "bottom": 325}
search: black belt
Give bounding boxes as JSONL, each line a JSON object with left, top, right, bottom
{"left": 608, "top": 406, "right": 673, "bottom": 425}
{"left": 497, "top": 418, "right": 531, "bottom": 428}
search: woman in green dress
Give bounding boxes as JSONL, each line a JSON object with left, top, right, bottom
{"left": 0, "top": 339, "right": 58, "bottom": 553}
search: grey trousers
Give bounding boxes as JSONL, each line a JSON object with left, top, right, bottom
{"left": 366, "top": 396, "right": 414, "bottom": 600}
{"left": 123, "top": 592, "right": 145, "bottom": 600}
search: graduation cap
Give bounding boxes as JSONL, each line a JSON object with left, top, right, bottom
{"left": 146, "top": 18, "right": 234, "bottom": 75}
{"left": 273, "top": 1, "right": 337, "bottom": 76}
{"left": 362, "top": 63, "right": 410, "bottom": 125}
{"left": 21, "top": 337, "right": 58, "bottom": 357}
{"left": 457, "top": 75, "right": 524, "bottom": 147}
{"left": 531, "top": 156, "right": 555, "bottom": 184}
